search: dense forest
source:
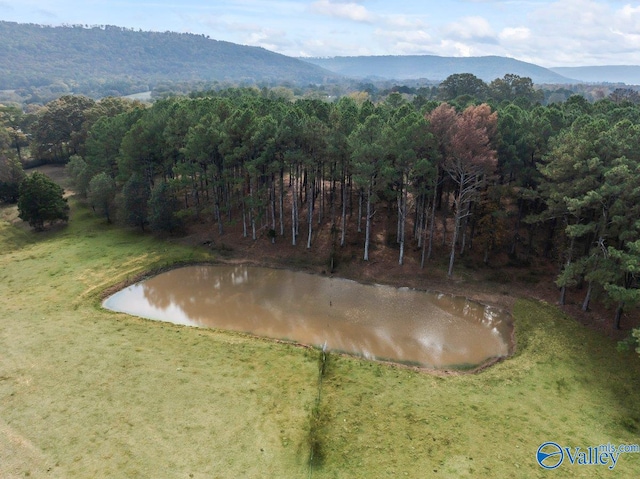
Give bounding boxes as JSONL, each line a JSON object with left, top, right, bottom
{"left": 1, "top": 73, "right": 639, "bottom": 349}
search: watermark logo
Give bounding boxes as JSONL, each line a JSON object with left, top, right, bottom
{"left": 537, "top": 442, "right": 564, "bottom": 470}
{"left": 536, "top": 442, "right": 640, "bottom": 470}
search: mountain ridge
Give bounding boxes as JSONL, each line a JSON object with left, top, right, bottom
{"left": 2, "top": 20, "right": 639, "bottom": 97}
{"left": 300, "top": 55, "right": 577, "bottom": 84}
{"left": 550, "top": 66, "right": 640, "bottom": 85}
{"left": 0, "top": 21, "right": 338, "bottom": 91}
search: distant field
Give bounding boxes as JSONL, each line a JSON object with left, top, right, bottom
{"left": 1, "top": 199, "right": 640, "bottom": 478}
{"left": 124, "top": 91, "right": 152, "bottom": 101}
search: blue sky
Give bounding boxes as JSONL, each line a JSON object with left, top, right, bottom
{"left": 1, "top": 1, "right": 639, "bottom": 66}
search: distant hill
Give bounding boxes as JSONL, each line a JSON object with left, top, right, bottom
{"left": 6, "top": 20, "right": 637, "bottom": 103}
{"left": 301, "top": 55, "right": 576, "bottom": 84}
{"left": 549, "top": 66, "right": 640, "bottom": 85}
{"left": 0, "top": 21, "right": 337, "bottom": 91}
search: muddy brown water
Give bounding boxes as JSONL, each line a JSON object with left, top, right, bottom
{"left": 103, "top": 265, "right": 513, "bottom": 369}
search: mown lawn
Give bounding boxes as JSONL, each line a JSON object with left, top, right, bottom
{"left": 1, "top": 200, "right": 639, "bottom": 478}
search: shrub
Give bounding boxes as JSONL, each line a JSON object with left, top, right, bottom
{"left": 17, "top": 171, "right": 69, "bottom": 230}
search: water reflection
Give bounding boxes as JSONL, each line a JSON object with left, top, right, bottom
{"left": 103, "top": 265, "right": 512, "bottom": 369}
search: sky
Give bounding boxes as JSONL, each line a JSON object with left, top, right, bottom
{"left": 1, "top": 0, "right": 639, "bottom": 67}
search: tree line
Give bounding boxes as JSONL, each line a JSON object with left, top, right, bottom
{"left": 1, "top": 80, "right": 639, "bottom": 341}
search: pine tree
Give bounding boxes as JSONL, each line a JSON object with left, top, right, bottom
{"left": 121, "top": 174, "right": 150, "bottom": 231}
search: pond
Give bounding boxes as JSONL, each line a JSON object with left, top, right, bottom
{"left": 103, "top": 265, "right": 513, "bottom": 369}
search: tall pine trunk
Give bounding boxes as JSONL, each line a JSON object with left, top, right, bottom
{"left": 279, "top": 169, "right": 284, "bottom": 237}
{"left": 427, "top": 182, "right": 438, "bottom": 260}
{"left": 249, "top": 180, "right": 256, "bottom": 241}
{"left": 614, "top": 302, "right": 625, "bottom": 330}
{"left": 340, "top": 176, "right": 347, "bottom": 247}
{"left": 318, "top": 168, "right": 324, "bottom": 225}
{"left": 398, "top": 177, "right": 408, "bottom": 265}
{"left": 291, "top": 176, "right": 298, "bottom": 246}
{"left": 364, "top": 179, "right": 373, "bottom": 261}
{"left": 215, "top": 201, "right": 223, "bottom": 236}
{"left": 416, "top": 194, "right": 424, "bottom": 247}
{"left": 582, "top": 281, "right": 593, "bottom": 311}
{"left": 270, "top": 178, "right": 276, "bottom": 232}
{"left": 447, "top": 174, "right": 465, "bottom": 278}
{"left": 421, "top": 198, "right": 431, "bottom": 269}
{"left": 241, "top": 199, "right": 247, "bottom": 238}
{"left": 559, "top": 235, "right": 575, "bottom": 305}
{"left": 307, "top": 178, "right": 314, "bottom": 249}
{"left": 448, "top": 206, "right": 460, "bottom": 278}
{"left": 357, "top": 189, "right": 363, "bottom": 233}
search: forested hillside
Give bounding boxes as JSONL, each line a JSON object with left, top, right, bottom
{"left": 0, "top": 21, "right": 337, "bottom": 94}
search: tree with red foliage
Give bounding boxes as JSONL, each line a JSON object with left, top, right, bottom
{"left": 428, "top": 103, "right": 498, "bottom": 277}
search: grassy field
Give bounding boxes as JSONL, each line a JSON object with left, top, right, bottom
{"left": 1, "top": 199, "right": 640, "bottom": 478}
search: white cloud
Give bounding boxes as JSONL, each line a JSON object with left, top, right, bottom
{"left": 383, "top": 14, "right": 428, "bottom": 30}
{"left": 373, "top": 13, "right": 507, "bottom": 58}
{"left": 374, "top": 28, "right": 435, "bottom": 55}
{"left": 444, "top": 16, "right": 497, "bottom": 42}
{"left": 499, "top": 26, "right": 530, "bottom": 42}
{"left": 244, "top": 28, "right": 289, "bottom": 51}
{"left": 439, "top": 40, "right": 475, "bottom": 57}
{"left": 311, "top": 0, "right": 375, "bottom": 23}
{"left": 618, "top": 4, "right": 640, "bottom": 32}
{"left": 519, "top": 0, "right": 640, "bottom": 65}
{"left": 620, "top": 4, "right": 640, "bottom": 17}
{"left": 198, "top": 15, "right": 294, "bottom": 52}
{"left": 610, "top": 29, "right": 640, "bottom": 51}
{"left": 376, "top": 28, "right": 433, "bottom": 45}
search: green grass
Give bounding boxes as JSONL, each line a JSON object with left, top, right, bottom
{"left": 2, "top": 200, "right": 640, "bottom": 478}
{"left": 0, "top": 203, "right": 318, "bottom": 478}
{"left": 313, "top": 301, "right": 640, "bottom": 478}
